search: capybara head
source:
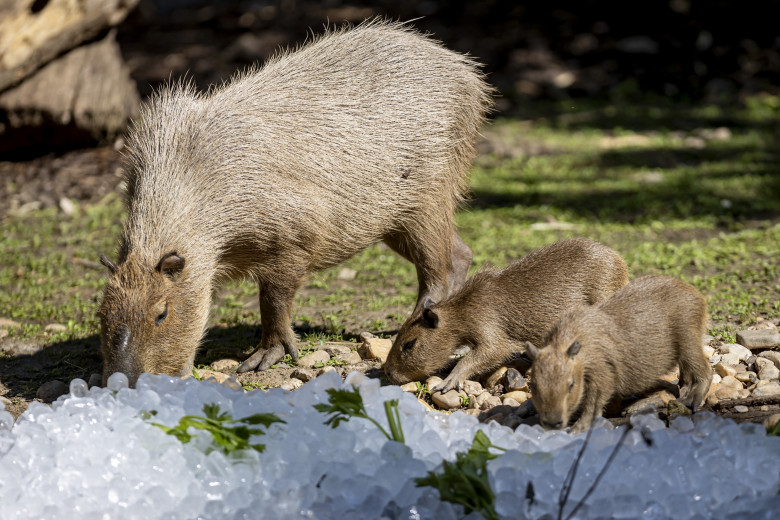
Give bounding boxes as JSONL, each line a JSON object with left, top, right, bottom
{"left": 527, "top": 340, "right": 585, "bottom": 430}
{"left": 98, "top": 251, "right": 205, "bottom": 387}
{"left": 384, "top": 300, "right": 462, "bottom": 385}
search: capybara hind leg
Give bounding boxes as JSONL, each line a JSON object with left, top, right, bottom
{"left": 237, "top": 275, "right": 304, "bottom": 373}
{"left": 384, "top": 231, "right": 453, "bottom": 311}
{"left": 450, "top": 231, "right": 473, "bottom": 294}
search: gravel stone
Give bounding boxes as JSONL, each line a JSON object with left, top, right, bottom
{"left": 752, "top": 382, "right": 780, "bottom": 397}
{"left": 502, "top": 397, "right": 521, "bottom": 407}
{"left": 297, "top": 350, "right": 330, "bottom": 368}
{"left": 719, "top": 352, "right": 740, "bottom": 366}
{"left": 462, "top": 380, "right": 483, "bottom": 396}
{"left": 763, "top": 413, "right": 780, "bottom": 430}
{"left": 323, "top": 344, "right": 353, "bottom": 357}
{"left": 735, "top": 371, "right": 757, "bottom": 384}
{"left": 280, "top": 378, "right": 303, "bottom": 391}
{"left": 426, "top": 376, "right": 443, "bottom": 390}
{"left": 400, "top": 382, "right": 419, "bottom": 393}
{"left": 340, "top": 351, "right": 362, "bottom": 364}
{"left": 316, "top": 366, "right": 337, "bottom": 377}
{"left": 718, "top": 343, "right": 752, "bottom": 362}
{"left": 431, "top": 390, "right": 466, "bottom": 410}
{"left": 480, "top": 395, "right": 502, "bottom": 411}
{"left": 87, "top": 373, "right": 102, "bottom": 388}
{"left": 624, "top": 396, "right": 665, "bottom": 416}
{"left": 337, "top": 267, "right": 356, "bottom": 280}
{"left": 715, "top": 386, "right": 750, "bottom": 400}
{"left": 502, "top": 390, "right": 529, "bottom": 403}
{"left": 734, "top": 405, "right": 749, "bottom": 413}
{"left": 714, "top": 363, "right": 737, "bottom": 378}
{"left": 473, "top": 391, "right": 492, "bottom": 408}
{"left": 358, "top": 337, "right": 392, "bottom": 362}
{"left": 720, "top": 375, "right": 743, "bottom": 388}
{"left": 503, "top": 368, "right": 527, "bottom": 391}
{"left": 0, "top": 318, "right": 21, "bottom": 329}
{"left": 485, "top": 366, "right": 507, "bottom": 388}
{"left": 758, "top": 351, "right": 780, "bottom": 370}
{"left": 44, "top": 323, "right": 67, "bottom": 333}
{"left": 737, "top": 329, "right": 780, "bottom": 349}
{"left": 702, "top": 334, "right": 715, "bottom": 345}
{"left": 291, "top": 367, "right": 316, "bottom": 383}
{"left": 210, "top": 358, "right": 240, "bottom": 371}
{"left": 702, "top": 345, "right": 716, "bottom": 358}
{"left": 755, "top": 358, "right": 780, "bottom": 380}
{"left": 36, "top": 380, "right": 68, "bottom": 402}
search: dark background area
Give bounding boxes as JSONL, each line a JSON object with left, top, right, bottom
{"left": 118, "top": 0, "right": 780, "bottom": 111}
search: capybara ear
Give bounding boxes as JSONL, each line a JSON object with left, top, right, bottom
{"left": 566, "top": 340, "right": 581, "bottom": 358}
{"left": 156, "top": 252, "right": 185, "bottom": 280}
{"left": 99, "top": 254, "right": 118, "bottom": 274}
{"left": 422, "top": 307, "right": 439, "bottom": 328}
{"left": 525, "top": 341, "right": 539, "bottom": 360}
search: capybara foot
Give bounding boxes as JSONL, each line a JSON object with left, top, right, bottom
{"left": 236, "top": 344, "right": 286, "bottom": 373}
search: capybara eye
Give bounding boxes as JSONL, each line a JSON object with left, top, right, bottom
{"left": 155, "top": 303, "right": 168, "bottom": 326}
{"left": 402, "top": 339, "right": 417, "bottom": 351}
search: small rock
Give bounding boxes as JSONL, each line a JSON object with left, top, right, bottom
{"left": 0, "top": 318, "right": 21, "bottom": 329}
{"left": 359, "top": 331, "right": 375, "bottom": 341}
{"left": 502, "top": 397, "right": 521, "bottom": 407}
{"left": 195, "top": 369, "right": 231, "bottom": 384}
{"left": 758, "top": 351, "right": 780, "bottom": 370}
{"left": 752, "top": 382, "right": 780, "bottom": 397}
{"left": 719, "top": 352, "right": 740, "bottom": 366}
{"left": 426, "top": 376, "right": 443, "bottom": 390}
{"left": 316, "top": 366, "right": 337, "bottom": 377}
{"left": 210, "top": 358, "right": 240, "bottom": 371}
{"left": 485, "top": 366, "right": 507, "bottom": 388}
{"left": 87, "top": 373, "right": 102, "bottom": 388}
{"left": 709, "top": 354, "right": 721, "bottom": 365}
{"left": 44, "top": 323, "right": 67, "bottom": 333}
{"left": 705, "top": 394, "right": 719, "bottom": 407}
{"left": 431, "top": 390, "right": 466, "bottom": 410}
{"left": 502, "top": 390, "right": 529, "bottom": 403}
{"left": 718, "top": 343, "right": 752, "bottom": 362}
{"left": 339, "top": 351, "right": 362, "bottom": 364}
{"left": 473, "top": 391, "right": 492, "bottom": 408}
{"left": 737, "top": 329, "right": 780, "bottom": 349}
{"left": 702, "top": 345, "right": 716, "bottom": 358}
{"left": 337, "top": 267, "right": 357, "bottom": 280}
{"left": 714, "top": 363, "right": 737, "bottom": 378}
{"left": 462, "top": 380, "right": 483, "bottom": 396}
{"left": 735, "top": 371, "right": 757, "bottom": 384}
{"left": 667, "top": 400, "right": 692, "bottom": 419}
{"left": 280, "top": 378, "right": 303, "bottom": 391}
{"left": 480, "top": 395, "right": 502, "bottom": 411}
{"left": 59, "top": 197, "right": 76, "bottom": 215}
{"left": 734, "top": 405, "right": 749, "bottom": 413}
{"left": 291, "top": 367, "right": 316, "bottom": 383}
{"left": 720, "top": 375, "right": 743, "bottom": 388}
{"left": 715, "top": 386, "right": 749, "bottom": 400}
{"left": 503, "top": 368, "right": 528, "bottom": 391}
{"left": 755, "top": 358, "right": 780, "bottom": 380}
{"left": 763, "top": 413, "right": 780, "bottom": 430}
{"left": 416, "top": 399, "right": 434, "bottom": 412}
{"left": 400, "top": 382, "right": 419, "bottom": 393}
{"left": 297, "top": 350, "right": 330, "bottom": 368}
{"left": 711, "top": 373, "right": 722, "bottom": 384}
{"left": 624, "top": 396, "right": 665, "bottom": 416}
{"left": 358, "top": 337, "right": 392, "bottom": 363}
{"left": 746, "top": 354, "right": 758, "bottom": 368}
{"left": 702, "top": 334, "right": 714, "bottom": 345}
{"left": 749, "top": 320, "right": 778, "bottom": 331}
{"left": 323, "top": 344, "right": 353, "bottom": 357}
{"left": 36, "top": 380, "right": 68, "bottom": 402}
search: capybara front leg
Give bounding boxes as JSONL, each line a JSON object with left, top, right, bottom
{"left": 236, "top": 277, "right": 302, "bottom": 373}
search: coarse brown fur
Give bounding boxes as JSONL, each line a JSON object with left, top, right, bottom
{"left": 98, "top": 19, "right": 494, "bottom": 386}
{"left": 383, "top": 238, "right": 629, "bottom": 393}
{"left": 527, "top": 275, "right": 712, "bottom": 433}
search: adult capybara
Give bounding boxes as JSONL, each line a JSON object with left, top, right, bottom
{"left": 527, "top": 275, "right": 712, "bottom": 433}
{"left": 98, "top": 20, "right": 493, "bottom": 386}
{"left": 383, "top": 238, "right": 629, "bottom": 393}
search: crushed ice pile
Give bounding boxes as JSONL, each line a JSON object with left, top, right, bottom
{"left": 2, "top": 371, "right": 780, "bottom": 520}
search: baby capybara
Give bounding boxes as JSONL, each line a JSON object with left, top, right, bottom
{"left": 527, "top": 275, "right": 712, "bottom": 432}
{"left": 98, "top": 20, "right": 493, "bottom": 386}
{"left": 384, "top": 238, "right": 629, "bottom": 393}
